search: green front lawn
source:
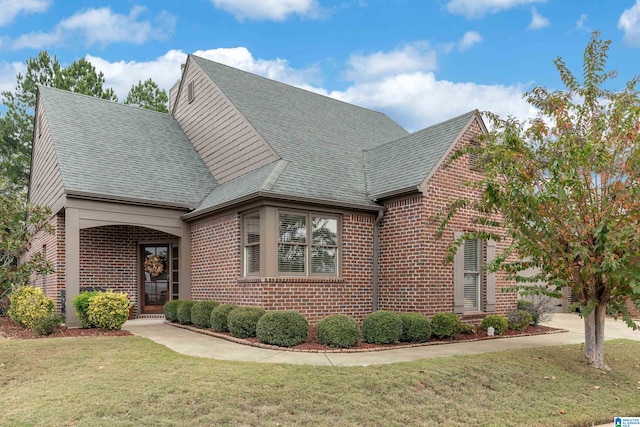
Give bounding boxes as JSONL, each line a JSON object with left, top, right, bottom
{"left": 1, "top": 336, "right": 639, "bottom": 426}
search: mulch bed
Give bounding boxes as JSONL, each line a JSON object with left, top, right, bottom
{"left": 0, "top": 316, "right": 132, "bottom": 339}
{"left": 171, "top": 323, "right": 565, "bottom": 353}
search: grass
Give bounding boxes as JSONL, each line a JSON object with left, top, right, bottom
{"left": 1, "top": 337, "right": 639, "bottom": 426}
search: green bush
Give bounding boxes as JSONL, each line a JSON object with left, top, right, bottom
{"left": 210, "top": 304, "right": 238, "bottom": 332}
{"left": 86, "top": 291, "right": 130, "bottom": 331}
{"left": 8, "top": 286, "right": 55, "bottom": 330}
{"left": 31, "top": 314, "right": 64, "bottom": 335}
{"left": 399, "top": 312, "right": 431, "bottom": 343}
{"left": 481, "top": 315, "right": 509, "bottom": 335}
{"left": 517, "top": 299, "right": 540, "bottom": 325}
{"left": 227, "top": 306, "right": 266, "bottom": 338}
{"left": 164, "top": 300, "right": 181, "bottom": 323}
{"left": 177, "top": 300, "right": 195, "bottom": 325}
{"left": 191, "top": 301, "right": 219, "bottom": 328}
{"left": 256, "top": 311, "right": 308, "bottom": 347}
{"left": 72, "top": 291, "right": 99, "bottom": 328}
{"left": 316, "top": 314, "right": 361, "bottom": 348}
{"left": 460, "top": 323, "right": 477, "bottom": 335}
{"left": 362, "top": 310, "right": 403, "bottom": 344}
{"left": 431, "top": 312, "right": 462, "bottom": 338}
{"left": 507, "top": 309, "right": 533, "bottom": 331}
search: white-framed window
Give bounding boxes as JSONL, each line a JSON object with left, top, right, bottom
{"left": 243, "top": 212, "right": 260, "bottom": 275}
{"left": 463, "top": 239, "right": 481, "bottom": 311}
{"left": 278, "top": 211, "right": 339, "bottom": 276}
{"left": 454, "top": 234, "right": 496, "bottom": 313}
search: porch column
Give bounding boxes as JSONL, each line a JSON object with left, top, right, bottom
{"left": 178, "top": 222, "right": 191, "bottom": 300}
{"left": 65, "top": 207, "right": 80, "bottom": 327}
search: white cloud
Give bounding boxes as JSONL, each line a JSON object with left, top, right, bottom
{"left": 446, "top": 0, "right": 544, "bottom": 19}
{"left": 344, "top": 42, "right": 437, "bottom": 82}
{"left": 210, "top": 0, "right": 322, "bottom": 21}
{"left": 88, "top": 47, "right": 321, "bottom": 101}
{"left": 528, "top": 7, "right": 549, "bottom": 30}
{"left": 10, "top": 6, "right": 175, "bottom": 50}
{"left": 459, "top": 31, "right": 482, "bottom": 50}
{"left": 576, "top": 14, "right": 588, "bottom": 30}
{"left": 619, "top": 0, "right": 640, "bottom": 47}
{"left": 0, "top": 0, "right": 50, "bottom": 27}
{"left": 0, "top": 61, "right": 25, "bottom": 94}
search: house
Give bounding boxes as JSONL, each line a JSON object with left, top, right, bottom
{"left": 25, "top": 55, "right": 517, "bottom": 326}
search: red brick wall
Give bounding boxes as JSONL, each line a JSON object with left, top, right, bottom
{"left": 23, "top": 212, "right": 65, "bottom": 311}
{"left": 79, "top": 225, "right": 177, "bottom": 316}
{"left": 378, "top": 118, "right": 517, "bottom": 317}
{"left": 189, "top": 211, "right": 375, "bottom": 323}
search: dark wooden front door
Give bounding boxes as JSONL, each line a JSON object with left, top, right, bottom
{"left": 141, "top": 244, "right": 170, "bottom": 314}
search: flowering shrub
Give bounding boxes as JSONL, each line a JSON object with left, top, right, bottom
{"left": 8, "top": 286, "right": 55, "bottom": 329}
{"left": 86, "top": 291, "right": 130, "bottom": 331}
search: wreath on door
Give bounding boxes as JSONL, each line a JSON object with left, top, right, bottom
{"left": 144, "top": 255, "right": 164, "bottom": 278}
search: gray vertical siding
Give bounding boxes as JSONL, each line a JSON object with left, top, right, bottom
{"left": 173, "top": 59, "right": 279, "bottom": 184}
{"left": 29, "top": 105, "right": 64, "bottom": 209}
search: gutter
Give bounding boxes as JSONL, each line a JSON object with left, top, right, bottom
{"left": 372, "top": 208, "right": 385, "bottom": 311}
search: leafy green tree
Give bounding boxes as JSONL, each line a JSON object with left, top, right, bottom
{"left": 0, "top": 180, "right": 53, "bottom": 295}
{"left": 0, "top": 51, "right": 117, "bottom": 190}
{"left": 124, "top": 78, "right": 169, "bottom": 113}
{"left": 438, "top": 32, "right": 640, "bottom": 370}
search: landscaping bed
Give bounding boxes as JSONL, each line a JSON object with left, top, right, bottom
{"left": 170, "top": 322, "right": 565, "bottom": 352}
{"left": 0, "top": 315, "right": 132, "bottom": 339}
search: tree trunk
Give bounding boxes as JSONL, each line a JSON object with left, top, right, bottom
{"left": 583, "top": 304, "right": 609, "bottom": 370}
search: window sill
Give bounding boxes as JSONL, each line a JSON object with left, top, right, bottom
{"left": 239, "top": 276, "right": 345, "bottom": 284}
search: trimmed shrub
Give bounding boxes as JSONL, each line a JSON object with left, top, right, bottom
{"left": 518, "top": 299, "right": 539, "bottom": 325}
{"left": 431, "top": 313, "right": 463, "bottom": 339}
{"left": 256, "top": 310, "right": 308, "bottom": 347}
{"left": 362, "top": 310, "right": 403, "bottom": 344}
{"left": 399, "top": 312, "right": 431, "bottom": 343}
{"left": 31, "top": 314, "right": 64, "bottom": 335}
{"left": 8, "top": 286, "right": 55, "bottom": 330}
{"left": 177, "top": 300, "right": 195, "bottom": 325}
{"left": 164, "top": 300, "right": 181, "bottom": 323}
{"left": 507, "top": 309, "right": 533, "bottom": 331}
{"left": 481, "top": 315, "right": 508, "bottom": 335}
{"left": 316, "top": 314, "right": 360, "bottom": 348}
{"left": 86, "top": 291, "right": 130, "bottom": 331}
{"left": 228, "top": 306, "right": 266, "bottom": 338}
{"left": 210, "top": 304, "right": 238, "bottom": 332}
{"left": 72, "top": 291, "right": 99, "bottom": 328}
{"left": 460, "top": 323, "right": 477, "bottom": 335}
{"left": 191, "top": 301, "right": 219, "bottom": 328}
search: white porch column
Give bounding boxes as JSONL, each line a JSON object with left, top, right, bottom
{"left": 65, "top": 207, "right": 80, "bottom": 327}
{"left": 178, "top": 221, "right": 191, "bottom": 300}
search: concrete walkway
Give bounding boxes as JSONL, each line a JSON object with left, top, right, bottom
{"left": 123, "top": 313, "right": 640, "bottom": 367}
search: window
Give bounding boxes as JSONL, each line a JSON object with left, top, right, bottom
{"left": 453, "top": 234, "right": 496, "bottom": 313}
{"left": 243, "top": 213, "right": 260, "bottom": 275}
{"left": 187, "top": 81, "right": 194, "bottom": 103}
{"left": 278, "top": 211, "right": 338, "bottom": 276}
{"left": 463, "top": 239, "right": 480, "bottom": 311}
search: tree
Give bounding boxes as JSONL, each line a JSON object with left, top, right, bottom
{"left": 437, "top": 32, "right": 640, "bottom": 370}
{"left": 0, "top": 51, "right": 118, "bottom": 190}
{"left": 124, "top": 78, "right": 169, "bottom": 113}
{"left": 0, "top": 179, "right": 53, "bottom": 296}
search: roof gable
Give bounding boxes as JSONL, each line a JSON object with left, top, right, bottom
{"left": 39, "top": 86, "right": 217, "bottom": 208}
{"left": 365, "top": 110, "right": 481, "bottom": 200}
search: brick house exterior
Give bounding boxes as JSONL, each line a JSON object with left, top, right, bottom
{"left": 26, "top": 55, "right": 518, "bottom": 326}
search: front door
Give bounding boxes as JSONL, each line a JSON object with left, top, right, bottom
{"left": 141, "top": 244, "right": 171, "bottom": 314}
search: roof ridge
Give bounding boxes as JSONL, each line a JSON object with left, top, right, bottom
{"left": 38, "top": 85, "right": 171, "bottom": 118}
{"left": 364, "top": 109, "right": 478, "bottom": 153}
{"left": 190, "top": 54, "right": 404, "bottom": 123}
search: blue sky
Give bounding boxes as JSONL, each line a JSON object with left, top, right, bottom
{"left": 1, "top": 0, "right": 639, "bottom": 131}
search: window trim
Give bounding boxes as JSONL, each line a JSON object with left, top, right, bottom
{"left": 276, "top": 209, "right": 341, "bottom": 278}
{"left": 463, "top": 238, "right": 482, "bottom": 312}
{"left": 453, "top": 233, "right": 496, "bottom": 314}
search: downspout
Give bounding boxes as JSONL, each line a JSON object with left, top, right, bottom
{"left": 372, "top": 208, "right": 385, "bottom": 311}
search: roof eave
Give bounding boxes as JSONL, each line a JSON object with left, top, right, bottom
{"left": 370, "top": 185, "right": 422, "bottom": 202}
{"left": 182, "top": 191, "right": 383, "bottom": 221}
{"left": 65, "top": 190, "right": 194, "bottom": 210}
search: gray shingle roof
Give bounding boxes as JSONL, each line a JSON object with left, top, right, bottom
{"left": 365, "top": 110, "right": 477, "bottom": 201}
{"left": 191, "top": 56, "right": 409, "bottom": 208}
{"left": 39, "top": 86, "right": 216, "bottom": 208}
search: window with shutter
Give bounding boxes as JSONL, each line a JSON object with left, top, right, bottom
{"left": 463, "top": 239, "right": 481, "bottom": 311}
{"left": 454, "top": 236, "right": 495, "bottom": 313}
